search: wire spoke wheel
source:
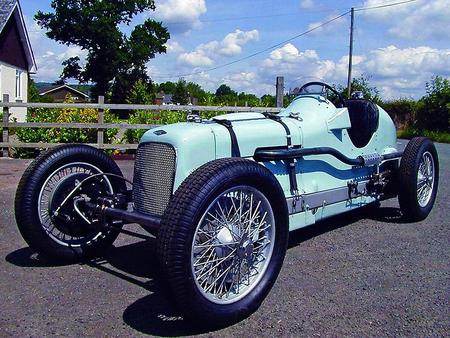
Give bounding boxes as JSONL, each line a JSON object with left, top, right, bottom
{"left": 191, "top": 185, "right": 275, "bottom": 304}
{"left": 416, "top": 151, "right": 435, "bottom": 207}
{"left": 38, "top": 162, "right": 113, "bottom": 247}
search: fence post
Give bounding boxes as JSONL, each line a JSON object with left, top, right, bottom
{"left": 2, "top": 94, "right": 9, "bottom": 157}
{"left": 97, "top": 96, "right": 104, "bottom": 149}
{"left": 276, "top": 76, "right": 284, "bottom": 108}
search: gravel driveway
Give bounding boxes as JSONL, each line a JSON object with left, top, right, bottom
{"left": 0, "top": 141, "right": 448, "bottom": 337}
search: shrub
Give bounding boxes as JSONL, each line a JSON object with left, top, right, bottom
{"left": 14, "top": 95, "right": 119, "bottom": 158}
{"left": 381, "top": 99, "right": 416, "bottom": 129}
{"left": 416, "top": 76, "right": 450, "bottom": 132}
{"left": 397, "top": 127, "right": 450, "bottom": 143}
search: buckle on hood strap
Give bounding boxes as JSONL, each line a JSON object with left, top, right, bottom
{"left": 263, "top": 113, "right": 299, "bottom": 195}
{"left": 213, "top": 119, "right": 241, "bottom": 157}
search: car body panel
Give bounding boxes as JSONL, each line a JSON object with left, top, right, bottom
{"left": 139, "top": 94, "right": 399, "bottom": 232}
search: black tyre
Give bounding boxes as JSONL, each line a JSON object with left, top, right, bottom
{"left": 157, "top": 158, "right": 289, "bottom": 327}
{"left": 398, "top": 137, "right": 439, "bottom": 221}
{"left": 15, "top": 144, "right": 127, "bottom": 263}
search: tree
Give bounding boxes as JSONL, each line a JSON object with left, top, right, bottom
{"left": 158, "top": 81, "right": 177, "bottom": 94}
{"left": 186, "top": 82, "right": 207, "bottom": 103}
{"left": 126, "top": 80, "right": 153, "bottom": 104}
{"left": 339, "top": 75, "right": 381, "bottom": 103}
{"left": 35, "top": 0, "right": 170, "bottom": 100}
{"left": 215, "top": 84, "right": 236, "bottom": 97}
{"left": 416, "top": 76, "right": 450, "bottom": 132}
{"left": 261, "top": 94, "right": 275, "bottom": 107}
{"left": 27, "top": 77, "right": 40, "bottom": 102}
{"left": 172, "top": 79, "right": 189, "bottom": 105}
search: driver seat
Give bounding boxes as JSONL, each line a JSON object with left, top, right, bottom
{"left": 345, "top": 99, "right": 379, "bottom": 148}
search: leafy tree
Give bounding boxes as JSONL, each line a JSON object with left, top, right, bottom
{"left": 338, "top": 75, "right": 381, "bottom": 103}
{"left": 158, "top": 81, "right": 177, "bottom": 94}
{"left": 186, "top": 82, "right": 208, "bottom": 103}
{"left": 416, "top": 76, "right": 450, "bottom": 132}
{"left": 126, "top": 80, "right": 153, "bottom": 104}
{"left": 35, "top": 0, "right": 170, "bottom": 100}
{"left": 172, "top": 79, "right": 189, "bottom": 105}
{"left": 202, "top": 92, "right": 215, "bottom": 106}
{"left": 215, "top": 84, "right": 236, "bottom": 97}
{"left": 261, "top": 94, "right": 276, "bottom": 107}
{"left": 28, "top": 77, "right": 40, "bottom": 102}
{"left": 237, "top": 92, "right": 259, "bottom": 106}
{"left": 52, "top": 78, "right": 65, "bottom": 86}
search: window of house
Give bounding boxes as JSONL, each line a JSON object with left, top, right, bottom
{"left": 15, "top": 70, "right": 22, "bottom": 99}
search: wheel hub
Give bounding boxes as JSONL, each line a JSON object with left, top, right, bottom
{"left": 49, "top": 172, "right": 94, "bottom": 236}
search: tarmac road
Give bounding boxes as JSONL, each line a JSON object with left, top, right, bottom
{"left": 0, "top": 141, "right": 448, "bottom": 337}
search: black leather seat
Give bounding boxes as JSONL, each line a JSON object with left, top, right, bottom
{"left": 345, "top": 99, "right": 379, "bottom": 148}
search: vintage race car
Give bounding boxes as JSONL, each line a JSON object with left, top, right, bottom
{"left": 15, "top": 82, "right": 439, "bottom": 326}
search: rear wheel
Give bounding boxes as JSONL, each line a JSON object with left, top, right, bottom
{"left": 398, "top": 137, "right": 439, "bottom": 221}
{"left": 15, "top": 144, "right": 127, "bottom": 263}
{"left": 157, "top": 158, "right": 289, "bottom": 326}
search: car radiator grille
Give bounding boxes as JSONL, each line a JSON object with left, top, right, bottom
{"left": 133, "top": 142, "right": 176, "bottom": 216}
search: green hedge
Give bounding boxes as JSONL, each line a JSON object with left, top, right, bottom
{"left": 397, "top": 128, "right": 450, "bottom": 143}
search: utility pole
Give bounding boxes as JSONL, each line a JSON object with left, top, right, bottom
{"left": 347, "top": 7, "right": 354, "bottom": 98}
{"left": 276, "top": 76, "right": 284, "bottom": 108}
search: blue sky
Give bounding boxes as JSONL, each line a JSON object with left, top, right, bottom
{"left": 22, "top": 0, "right": 450, "bottom": 99}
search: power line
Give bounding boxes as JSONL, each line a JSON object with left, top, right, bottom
{"left": 153, "top": 11, "right": 350, "bottom": 79}
{"left": 354, "top": 0, "right": 418, "bottom": 12}
{"left": 154, "top": 0, "right": 420, "bottom": 80}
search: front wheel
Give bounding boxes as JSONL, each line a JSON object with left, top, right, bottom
{"left": 157, "top": 158, "right": 289, "bottom": 326}
{"left": 398, "top": 137, "right": 439, "bottom": 221}
{"left": 15, "top": 144, "right": 127, "bottom": 263}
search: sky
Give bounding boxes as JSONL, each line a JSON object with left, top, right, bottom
{"left": 21, "top": 0, "right": 450, "bottom": 99}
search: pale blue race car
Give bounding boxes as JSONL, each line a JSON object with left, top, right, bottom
{"left": 15, "top": 82, "right": 439, "bottom": 326}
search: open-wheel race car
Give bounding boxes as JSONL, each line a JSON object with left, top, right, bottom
{"left": 15, "top": 82, "right": 439, "bottom": 326}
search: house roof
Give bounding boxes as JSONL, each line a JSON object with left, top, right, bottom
{"left": 39, "top": 84, "right": 90, "bottom": 98}
{"left": 0, "top": 0, "right": 15, "bottom": 32}
{"left": 0, "top": 0, "right": 37, "bottom": 73}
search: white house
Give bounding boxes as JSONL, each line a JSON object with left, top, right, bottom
{"left": 0, "top": 0, "right": 37, "bottom": 122}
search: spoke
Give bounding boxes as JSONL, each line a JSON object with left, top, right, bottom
{"left": 248, "top": 212, "right": 269, "bottom": 239}
{"left": 204, "top": 263, "right": 235, "bottom": 294}
{"left": 195, "top": 249, "right": 237, "bottom": 282}
{"left": 194, "top": 241, "right": 239, "bottom": 249}
{"left": 192, "top": 186, "right": 276, "bottom": 303}
{"left": 194, "top": 255, "right": 233, "bottom": 267}
{"left": 193, "top": 243, "right": 216, "bottom": 265}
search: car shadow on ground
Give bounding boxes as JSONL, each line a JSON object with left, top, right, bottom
{"left": 5, "top": 205, "right": 407, "bottom": 336}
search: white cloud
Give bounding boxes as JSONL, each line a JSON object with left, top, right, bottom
{"left": 261, "top": 43, "right": 332, "bottom": 82}
{"left": 57, "top": 46, "right": 88, "bottom": 61}
{"left": 259, "top": 43, "right": 450, "bottom": 99}
{"left": 177, "top": 51, "right": 213, "bottom": 67}
{"left": 307, "top": 13, "right": 347, "bottom": 35}
{"left": 361, "top": 0, "right": 450, "bottom": 40}
{"left": 165, "top": 40, "right": 184, "bottom": 53}
{"left": 365, "top": 45, "right": 450, "bottom": 77}
{"left": 177, "top": 29, "right": 259, "bottom": 67}
{"left": 153, "top": 0, "right": 206, "bottom": 34}
{"left": 300, "top": 0, "right": 314, "bottom": 9}
{"left": 174, "top": 43, "right": 450, "bottom": 98}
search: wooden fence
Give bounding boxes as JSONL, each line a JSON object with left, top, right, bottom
{"left": 0, "top": 94, "right": 282, "bottom": 157}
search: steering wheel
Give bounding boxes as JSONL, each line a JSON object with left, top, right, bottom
{"left": 297, "top": 81, "right": 345, "bottom": 108}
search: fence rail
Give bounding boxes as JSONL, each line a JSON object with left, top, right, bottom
{"left": 1, "top": 94, "right": 282, "bottom": 157}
